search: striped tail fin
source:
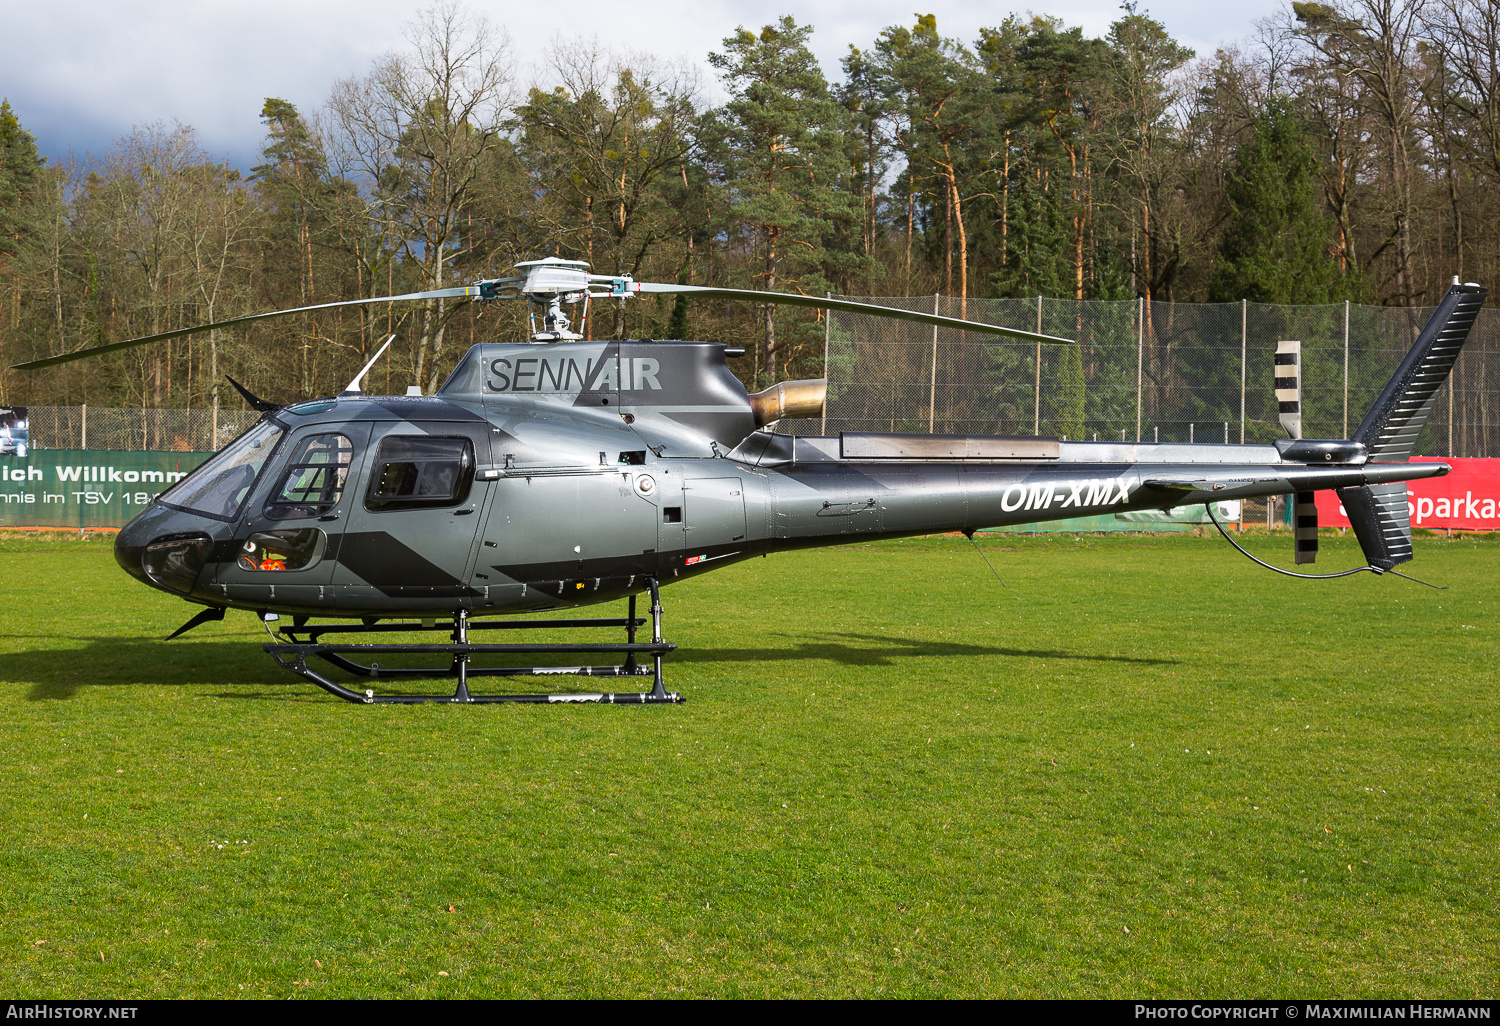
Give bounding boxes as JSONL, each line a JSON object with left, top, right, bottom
{"left": 1340, "top": 282, "right": 1487, "bottom": 569}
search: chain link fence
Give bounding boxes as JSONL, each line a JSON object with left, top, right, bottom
{"left": 18, "top": 295, "right": 1500, "bottom": 457}
{"left": 814, "top": 295, "right": 1500, "bottom": 457}
{"left": 24, "top": 406, "right": 261, "bottom": 452}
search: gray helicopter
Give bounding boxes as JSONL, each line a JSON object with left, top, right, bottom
{"left": 12, "top": 260, "right": 1487, "bottom": 704}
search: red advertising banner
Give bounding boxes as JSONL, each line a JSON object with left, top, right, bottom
{"left": 1314, "top": 457, "right": 1500, "bottom": 531}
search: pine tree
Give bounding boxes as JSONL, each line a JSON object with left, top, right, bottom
{"left": 709, "top": 16, "right": 862, "bottom": 380}
{"left": 1051, "top": 339, "right": 1087, "bottom": 440}
{"left": 1208, "top": 97, "right": 1347, "bottom": 303}
{"left": 0, "top": 99, "right": 45, "bottom": 261}
{"left": 871, "top": 15, "right": 995, "bottom": 304}
{"left": 514, "top": 48, "right": 700, "bottom": 337}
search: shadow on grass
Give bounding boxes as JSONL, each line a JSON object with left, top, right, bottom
{"left": 1, "top": 639, "right": 288, "bottom": 701}
{"left": 670, "top": 631, "right": 1177, "bottom": 668}
{"left": 5, "top": 630, "right": 1176, "bottom": 702}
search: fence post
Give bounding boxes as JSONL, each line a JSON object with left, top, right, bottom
{"left": 822, "top": 292, "right": 831, "bottom": 436}
{"left": 1240, "top": 298, "right": 1247, "bottom": 444}
{"left": 1449, "top": 350, "right": 1455, "bottom": 457}
{"left": 1034, "top": 295, "right": 1042, "bottom": 435}
{"left": 1135, "top": 296, "right": 1143, "bottom": 442}
{"left": 929, "top": 293, "right": 939, "bottom": 433}
{"left": 80, "top": 404, "right": 87, "bottom": 450}
{"left": 1343, "top": 299, "right": 1349, "bottom": 439}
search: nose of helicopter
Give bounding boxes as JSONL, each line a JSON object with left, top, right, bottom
{"left": 114, "top": 503, "right": 218, "bottom": 594}
{"left": 114, "top": 514, "right": 154, "bottom": 585}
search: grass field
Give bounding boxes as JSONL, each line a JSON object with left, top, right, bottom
{"left": 0, "top": 529, "right": 1495, "bottom": 998}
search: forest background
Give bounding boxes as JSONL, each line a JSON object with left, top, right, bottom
{"left": 0, "top": 0, "right": 1496, "bottom": 415}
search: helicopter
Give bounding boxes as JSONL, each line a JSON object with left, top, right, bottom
{"left": 12, "top": 259, "right": 1487, "bottom": 704}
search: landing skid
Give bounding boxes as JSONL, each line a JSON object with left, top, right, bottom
{"left": 263, "top": 580, "right": 682, "bottom": 704}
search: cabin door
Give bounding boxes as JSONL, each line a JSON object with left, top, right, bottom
{"left": 332, "top": 421, "right": 489, "bottom": 612}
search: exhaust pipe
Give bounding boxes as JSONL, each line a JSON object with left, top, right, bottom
{"left": 749, "top": 378, "right": 826, "bottom": 427}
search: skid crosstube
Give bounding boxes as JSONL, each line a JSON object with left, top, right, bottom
{"left": 263, "top": 580, "right": 682, "bottom": 705}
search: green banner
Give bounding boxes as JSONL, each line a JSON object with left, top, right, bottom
{"left": 0, "top": 449, "right": 213, "bottom": 529}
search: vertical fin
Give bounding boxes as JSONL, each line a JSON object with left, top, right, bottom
{"left": 1353, "top": 283, "right": 1487, "bottom": 462}
{"left": 1337, "top": 482, "right": 1413, "bottom": 570}
{"left": 1338, "top": 282, "right": 1487, "bottom": 570}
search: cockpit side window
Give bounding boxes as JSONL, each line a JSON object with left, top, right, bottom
{"left": 365, "top": 436, "right": 474, "bottom": 511}
{"left": 159, "top": 419, "right": 285, "bottom": 522}
{"left": 265, "top": 433, "right": 353, "bottom": 520}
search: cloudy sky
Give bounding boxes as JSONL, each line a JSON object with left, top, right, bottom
{"left": 4, "top": 0, "right": 1285, "bottom": 171}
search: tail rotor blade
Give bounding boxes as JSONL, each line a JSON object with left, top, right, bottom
{"left": 1276, "top": 340, "right": 1302, "bottom": 440}
{"left": 1294, "top": 491, "right": 1318, "bottom": 565}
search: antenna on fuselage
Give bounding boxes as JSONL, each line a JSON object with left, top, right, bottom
{"left": 341, "top": 335, "right": 396, "bottom": 396}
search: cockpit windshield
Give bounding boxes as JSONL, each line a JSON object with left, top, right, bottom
{"left": 159, "top": 419, "right": 286, "bottom": 521}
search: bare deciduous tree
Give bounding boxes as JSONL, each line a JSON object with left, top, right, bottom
{"left": 1290, "top": 0, "right": 1427, "bottom": 303}
{"left": 326, "top": 0, "right": 514, "bottom": 391}
{"left": 516, "top": 40, "right": 703, "bottom": 337}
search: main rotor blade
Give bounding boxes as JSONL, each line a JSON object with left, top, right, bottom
{"left": 625, "top": 284, "right": 1077, "bottom": 346}
{"left": 10, "top": 286, "right": 479, "bottom": 371}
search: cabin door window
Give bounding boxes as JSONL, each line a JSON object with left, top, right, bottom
{"left": 265, "top": 433, "right": 353, "bottom": 520}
